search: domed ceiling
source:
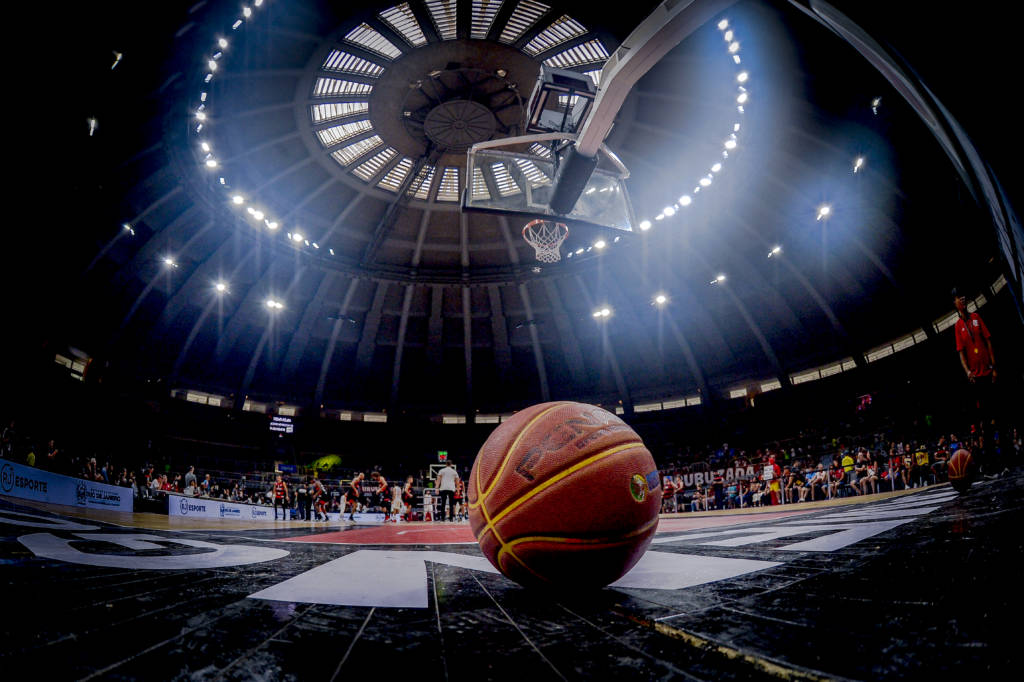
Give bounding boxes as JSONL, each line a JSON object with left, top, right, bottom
{"left": 34, "top": 0, "right": 1012, "bottom": 418}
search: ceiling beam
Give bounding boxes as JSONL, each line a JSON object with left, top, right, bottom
{"left": 353, "top": 281, "right": 391, "bottom": 383}
{"left": 315, "top": 277, "right": 362, "bottom": 406}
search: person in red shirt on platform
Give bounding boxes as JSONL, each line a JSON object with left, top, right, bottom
{"left": 952, "top": 288, "right": 1004, "bottom": 474}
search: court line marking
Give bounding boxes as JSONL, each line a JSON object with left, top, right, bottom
{"left": 431, "top": 562, "right": 449, "bottom": 682}
{"left": 330, "top": 607, "right": 376, "bottom": 681}
{"left": 470, "top": 572, "right": 567, "bottom": 681}
{"left": 215, "top": 603, "right": 316, "bottom": 680}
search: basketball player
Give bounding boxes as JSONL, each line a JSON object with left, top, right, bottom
{"left": 311, "top": 477, "right": 327, "bottom": 521}
{"left": 401, "top": 475, "right": 415, "bottom": 522}
{"left": 372, "top": 472, "right": 392, "bottom": 521}
{"left": 346, "top": 473, "right": 364, "bottom": 522}
{"left": 272, "top": 474, "right": 290, "bottom": 521}
{"left": 453, "top": 476, "right": 465, "bottom": 521}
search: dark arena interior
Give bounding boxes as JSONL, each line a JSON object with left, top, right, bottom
{"left": 4, "top": 0, "right": 1024, "bottom": 679}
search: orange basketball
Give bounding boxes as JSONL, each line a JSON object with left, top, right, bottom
{"left": 468, "top": 401, "right": 660, "bottom": 589}
{"left": 947, "top": 448, "right": 974, "bottom": 493}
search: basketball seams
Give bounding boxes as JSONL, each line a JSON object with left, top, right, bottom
{"left": 471, "top": 402, "right": 570, "bottom": 509}
{"left": 487, "top": 441, "right": 646, "bottom": 527}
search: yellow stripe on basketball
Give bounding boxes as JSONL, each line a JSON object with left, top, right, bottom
{"left": 471, "top": 402, "right": 569, "bottom": 509}
{"left": 487, "top": 441, "right": 644, "bottom": 527}
{"left": 495, "top": 516, "right": 659, "bottom": 569}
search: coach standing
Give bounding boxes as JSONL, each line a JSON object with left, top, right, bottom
{"left": 435, "top": 461, "right": 459, "bottom": 522}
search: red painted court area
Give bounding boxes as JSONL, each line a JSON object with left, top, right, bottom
{"left": 282, "top": 509, "right": 816, "bottom": 545}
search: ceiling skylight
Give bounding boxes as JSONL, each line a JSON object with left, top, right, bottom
{"left": 311, "top": 102, "right": 369, "bottom": 124}
{"left": 344, "top": 23, "right": 403, "bottom": 59}
{"left": 491, "top": 162, "right": 522, "bottom": 196}
{"left": 425, "top": 0, "right": 458, "bottom": 40}
{"left": 379, "top": 3, "right": 428, "bottom": 47}
{"left": 408, "top": 164, "right": 437, "bottom": 199}
{"left": 436, "top": 167, "right": 460, "bottom": 201}
{"left": 316, "top": 119, "right": 373, "bottom": 147}
{"left": 353, "top": 146, "right": 398, "bottom": 180}
{"left": 313, "top": 77, "right": 374, "bottom": 97}
{"left": 471, "top": 0, "right": 504, "bottom": 39}
{"left": 331, "top": 135, "right": 383, "bottom": 166}
{"left": 514, "top": 158, "right": 551, "bottom": 188}
{"left": 523, "top": 15, "right": 586, "bottom": 56}
{"left": 378, "top": 157, "right": 416, "bottom": 191}
{"left": 543, "top": 39, "right": 609, "bottom": 68}
{"left": 321, "top": 50, "right": 385, "bottom": 77}
{"left": 499, "top": 0, "right": 550, "bottom": 44}
{"left": 471, "top": 167, "right": 490, "bottom": 200}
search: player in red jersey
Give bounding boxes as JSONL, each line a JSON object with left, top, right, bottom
{"left": 372, "top": 472, "right": 392, "bottom": 521}
{"left": 401, "top": 476, "right": 415, "bottom": 522}
{"left": 272, "top": 474, "right": 290, "bottom": 521}
{"left": 345, "top": 473, "right": 364, "bottom": 523}
{"left": 453, "top": 477, "right": 465, "bottom": 521}
{"left": 311, "top": 477, "right": 328, "bottom": 521}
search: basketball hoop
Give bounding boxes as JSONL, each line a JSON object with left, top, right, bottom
{"left": 522, "top": 219, "right": 569, "bottom": 263}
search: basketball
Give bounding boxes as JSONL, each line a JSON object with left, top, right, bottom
{"left": 947, "top": 448, "right": 975, "bottom": 493}
{"left": 468, "top": 401, "right": 661, "bottom": 589}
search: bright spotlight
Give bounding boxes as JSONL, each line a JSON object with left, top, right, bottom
{"left": 711, "top": 274, "right": 726, "bottom": 285}
{"left": 122, "top": 223, "right": 134, "bottom": 235}
{"left": 717, "top": 19, "right": 728, "bottom": 30}
{"left": 163, "top": 257, "right": 177, "bottom": 268}
{"left": 218, "top": 38, "right": 228, "bottom": 48}
{"left": 724, "top": 30, "right": 734, "bottom": 41}
{"left": 252, "top": 210, "right": 264, "bottom": 221}
{"left": 639, "top": 220, "right": 651, "bottom": 231}
{"left": 208, "top": 60, "right": 217, "bottom": 71}
{"left": 205, "top": 159, "right": 218, "bottom": 168}
{"left": 737, "top": 71, "right": 748, "bottom": 83}
{"left": 768, "top": 245, "right": 782, "bottom": 258}
{"left": 728, "top": 42, "right": 740, "bottom": 54}
{"left": 853, "top": 156, "right": 865, "bottom": 173}
{"left": 265, "top": 220, "right": 278, "bottom": 230}
{"left": 711, "top": 163, "right": 722, "bottom": 173}
{"left": 737, "top": 92, "right": 748, "bottom": 104}
{"left": 594, "top": 239, "right": 607, "bottom": 249}
{"left": 196, "top": 111, "right": 207, "bottom": 121}
{"left": 679, "top": 195, "right": 692, "bottom": 206}
{"left": 266, "top": 298, "right": 282, "bottom": 310}
{"left": 724, "top": 139, "right": 737, "bottom": 150}
{"left": 243, "top": 6, "right": 252, "bottom": 18}
{"left": 215, "top": 281, "right": 228, "bottom": 293}
{"left": 292, "top": 233, "right": 304, "bottom": 242}
{"left": 663, "top": 206, "right": 676, "bottom": 217}
{"left": 201, "top": 142, "right": 211, "bottom": 153}
{"left": 232, "top": 195, "right": 244, "bottom": 205}
{"left": 817, "top": 204, "right": 831, "bottom": 220}
{"left": 734, "top": 123, "right": 741, "bottom": 132}
{"left": 699, "top": 177, "right": 711, "bottom": 187}
{"left": 575, "top": 248, "right": 584, "bottom": 255}
{"left": 654, "top": 293, "right": 668, "bottom": 306}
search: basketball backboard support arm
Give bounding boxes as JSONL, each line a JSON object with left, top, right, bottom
{"left": 549, "top": 0, "right": 738, "bottom": 215}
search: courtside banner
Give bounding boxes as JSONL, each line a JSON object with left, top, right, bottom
{"left": 0, "top": 461, "right": 133, "bottom": 512}
{"left": 168, "top": 493, "right": 275, "bottom": 521}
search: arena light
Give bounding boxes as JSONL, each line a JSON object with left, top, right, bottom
{"left": 215, "top": 281, "right": 228, "bottom": 293}
{"left": 196, "top": 111, "right": 207, "bottom": 121}
{"left": 817, "top": 204, "right": 832, "bottom": 221}
{"left": 724, "top": 138, "right": 737, "bottom": 149}
{"left": 663, "top": 205, "right": 676, "bottom": 217}
{"left": 768, "top": 245, "right": 782, "bottom": 258}
{"left": 205, "top": 159, "right": 218, "bottom": 168}
{"left": 679, "top": 195, "right": 692, "bottom": 206}
{"left": 218, "top": 38, "right": 228, "bottom": 48}
{"left": 208, "top": 60, "right": 217, "bottom": 71}
{"left": 711, "top": 163, "right": 722, "bottom": 173}
{"left": 266, "top": 298, "right": 283, "bottom": 310}
{"left": 291, "top": 232, "right": 304, "bottom": 242}
{"left": 594, "top": 239, "right": 606, "bottom": 249}
{"left": 163, "top": 256, "right": 178, "bottom": 268}
{"left": 265, "top": 220, "right": 278, "bottom": 230}
{"left": 724, "top": 30, "right": 734, "bottom": 41}
{"left": 728, "top": 42, "right": 740, "bottom": 54}
{"left": 575, "top": 247, "right": 584, "bottom": 254}
{"left": 201, "top": 142, "right": 210, "bottom": 152}
{"left": 853, "top": 156, "right": 865, "bottom": 173}
{"left": 329, "top": 248, "right": 335, "bottom": 255}
{"left": 717, "top": 19, "right": 728, "bottom": 30}
{"left": 737, "top": 92, "right": 748, "bottom": 104}
{"left": 592, "top": 307, "right": 612, "bottom": 319}
{"left": 232, "top": 194, "right": 244, "bottom": 205}
{"left": 733, "top": 55, "right": 741, "bottom": 64}
{"left": 243, "top": 6, "right": 252, "bottom": 18}
{"left": 871, "top": 96, "right": 881, "bottom": 114}
{"left": 123, "top": 223, "right": 134, "bottom": 235}
{"left": 699, "top": 177, "right": 711, "bottom": 187}
{"left": 734, "top": 123, "right": 740, "bottom": 131}
{"left": 653, "top": 293, "right": 668, "bottom": 306}
{"left": 711, "top": 273, "right": 726, "bottom": 285}
{"left": 737, "top": 71, "right": 748, "bottom": 83}
{"left": 639, "top": 220, "right": 651, "bottom": 231}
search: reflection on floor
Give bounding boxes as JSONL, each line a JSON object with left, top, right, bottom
{"left": 1, "top": 474, "right": 1019, "bottom": 679}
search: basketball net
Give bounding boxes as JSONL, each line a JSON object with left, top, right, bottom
{"left": 522, "top": 219, "right": 569, "bottom": 263}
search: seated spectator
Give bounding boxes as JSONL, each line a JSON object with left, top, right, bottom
{"left": 183, "top": 480, "right": 197, "bottom": 496}
{"left": 690, "top": 485, "right": 705, "bottom": 512}
{"left": 725, "top": 481, "right": 739, "bottom": 509}
{"left": 828, "top": 459, "right": 846, "bottom": 498}
{"left": 807, "top": 464, "right": 827, "bottom": 501}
